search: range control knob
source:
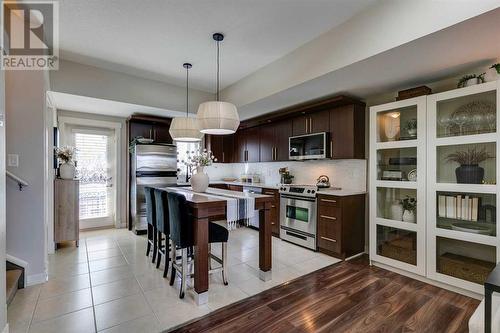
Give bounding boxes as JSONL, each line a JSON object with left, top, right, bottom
{"left": 307, "top": 189, "right": 311, "bottom": 193}
{"left": 311, "top": 190, "right": 315, "bottom": 194}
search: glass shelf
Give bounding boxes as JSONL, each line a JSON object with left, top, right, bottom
{"left": 377, "top": 225, "right": 417, "bottom": 265}
{"left": 376, "top": 105, "right": 418, "bottom": 142}
{"left": 436, "top": 90, "right": 496, "bottom": 138}
{"left": 436, "top": 236, "right": 496, "bottom": 285}
{"left": 436, "top": 142, "right": 496, "bottom": 185}
{"left": 436, "top": 191, "right": 496, "bottom": 236}
{"left": 377, "top": 187, "right": 417, "bottom": 223}
{"left": 377, "top": 147, "right": 417, "bottom": 181}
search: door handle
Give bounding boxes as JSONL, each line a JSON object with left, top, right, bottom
{"left": 305, "top": 117, "right": 308, "bottom": 133}
{"left": 222, "top": 152, "right": 225, "bottom": 162}
{"left": 149, "top": 129, "right": 153, "bottom": 139}
{"left": 320, "top": 236, "right": 337, "bottom": 243}
{"left": 309, "top": 117, "right": 312, "bottom": 133}
{"left": 330, "top": 140, "right": 333, "bottom": 158}
{"left": 320, "top": 215, "right": 337, "bottom": 221}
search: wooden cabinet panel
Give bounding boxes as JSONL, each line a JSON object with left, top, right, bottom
{"left": 317, "top": 194, "right": 365, "bottom": 259}
{"left": 245, "top": 127, "right": 260, "bottom": 162}
{"left": 310, "top": 110, "right": 330, "bottom": 134}
{"left": 274, "top": 120, "right": 292, "bottom": 161}
{"left": 227, "top": 184, "right": 243, "bottom": 192}
{"left": 330, "top": 105, "right": 365, "bottom": 159}
{"left": 259, "top": 124, "right": 275, "bottom": 162}
{"left": 209, "top": 183, "right": 228, "bottom": 190}
{"left": 263, "top": 188, "right": 280, "bottom": 236}
{"left": 206, "top": 135, "right": 224, "bottom": 161}
{"left": 153, "top": 123, "right": 172, "bottom": 144}
{"left": 221, "top": 135, "right": 234, "bottom": 163}
{"left": 130, "top": 122, "right": 153, "bottom": 141}
{"left": 292, "top": 115, "right": 308, "bottom": 136}
{"left": 54, "top": 179, "right": 79, "bottom": 245}
{"left": 233, "top": 131, "right": 246, "bottom": 163}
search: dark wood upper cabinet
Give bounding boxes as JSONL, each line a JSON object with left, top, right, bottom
{"left": 310, "top": 109, "right": 330, "bottom": 134}
{"left": 259, "top": 124, "right": 275, "bottom": 162}
{"left": 245, "top": 127, "right": 260, "bottom": 162}
{"left": 233, "top": 131, "right": 246, "bottom": 163}
{"left": 275, "top": 120, "right": 292, "bottom": 161}
{"left": 127, "top": 115, "right": 173, "bottom": 144}
{"left": 329, "top": 104, "right": 365, "bottom": 159}
{"left": 205, "top": 134, "right": 234, "bottom": 163}
{"left": 292, "top": 114, "right": 308, "bottom": 136}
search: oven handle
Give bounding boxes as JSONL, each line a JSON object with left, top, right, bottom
{"left": 280, "top": 194, "right": 316, "bottom": 202}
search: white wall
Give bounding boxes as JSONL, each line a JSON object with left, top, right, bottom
{"left": 221, "top": 0, "right": 499, "bottom": 108}
{"left": 206, "top": 159, "right": 366, "bottom": 191}
{"left": 0, "top": 58, "right": 8, "bottom": 333}
{"left": 5, "top": 69, "right": 49, "bottom": 284}
{"left": 57, "top": 110, "right": 128, "bottom": 229}
{"left": 50, "top": 60, "right": 214, "bottom": 114}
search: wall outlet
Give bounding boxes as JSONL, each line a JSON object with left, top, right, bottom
{"left": 8, "top": 154, "right": 19, "bottom": 167}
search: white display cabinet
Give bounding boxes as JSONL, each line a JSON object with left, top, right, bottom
{"left": 369, "top": 96, "right": 427, "bottom": 276}
{"left": 426, "top": 81, "right": 500, "bottom": 294}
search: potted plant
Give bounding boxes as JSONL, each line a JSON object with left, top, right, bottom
{"left": 399, "top": 195, "right": 417, "bottom": 223}
{"left": 457, "top": 73, "right": 485, "bottom": 88}
{"left": 55, "top": 146, "right": 76, "bottom": 179}
{"left": 405, "top": 118, "right": 417, "bottom": 137}
{"left": 446, "top": 147, "right": 491, "bottom": 184}
{"left": 184, "top": 149, "right": 216, "bottom": 192}
{"left": 279, "top": 167, "right": 294, "bottom": 184}
{"left": 485, "top": 63, "right": 500, "bottom": 82}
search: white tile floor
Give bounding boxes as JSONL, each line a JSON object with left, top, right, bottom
{"left": 8, "top": 227, "right": 341, "bottom": 333}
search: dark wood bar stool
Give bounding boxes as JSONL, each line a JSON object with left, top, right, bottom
{"left": 154, "top": 188, "right": 170, "bottom": 277}
{"left": 144, "top": 187, "right": 157, "bottom": 263}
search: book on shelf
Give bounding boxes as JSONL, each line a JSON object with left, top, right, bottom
{"left": 438, "top": 194, "right": 479, "bottom": 221}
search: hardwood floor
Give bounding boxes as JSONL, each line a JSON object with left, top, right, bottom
{"left": 173, "top": 256, "right": 479, "bottom": 333}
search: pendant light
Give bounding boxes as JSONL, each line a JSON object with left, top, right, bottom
{"left": 197, "top": 33, "right": 239, "bottom": 135}
{"left": 169, "top": 63, "right": 204, "bottom": 142}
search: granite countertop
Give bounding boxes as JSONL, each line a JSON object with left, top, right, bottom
{"left": 209, "top": 180, "right": 366, "bottom": 196}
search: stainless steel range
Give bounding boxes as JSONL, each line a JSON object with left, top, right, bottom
{"left": 279, "top": 184, "right": 317, "bottom": 250}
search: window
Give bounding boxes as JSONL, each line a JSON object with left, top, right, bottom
{"left": 176, "top": 141, "right": 201, "bottom": 183}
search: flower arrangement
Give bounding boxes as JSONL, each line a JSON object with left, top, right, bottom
{"left": 457, "top": 73, "right": 485, "bottom": 88}
{"left": 446, "top": 147, "right": 491, "bottom": 166}
{"left": 399, "top": 195, "right": 417, "bottom": 213}
{"left": 55, "top": 146, "right": 76, "bottom": 163}
{"left": 183, "top": 149, "right": 217, "bottom": 168}
{"left": 491, "top": 63, "right": 500, "bottom": 74}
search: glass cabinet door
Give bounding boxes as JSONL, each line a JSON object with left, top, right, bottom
{"left": 377, "top": 187, "right": 417, "bottom": 223}
{"left": 376, "top": 105, "right": 418, "bottom": 142}
{"left": 377, "top": 147, "right": 417, "bottom": 182}
{"left": 436, "top": 90, "right": 496, "bottom": 138}
{"left": 377, "top": 225, "right": 417, "bottom": 266}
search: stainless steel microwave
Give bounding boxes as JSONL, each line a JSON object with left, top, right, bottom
{"left": 289, "top": 132, "right": 329, "bottom": 160}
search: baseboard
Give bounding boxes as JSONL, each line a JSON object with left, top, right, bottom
{"left": 27, "top": 272, "right": 47, "bottom": 286}
{"left": 6, "top": 254, "right": 27, "bottom": 287}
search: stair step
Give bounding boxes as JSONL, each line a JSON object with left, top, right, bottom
{"left": 6, "top": 269, "right": 22, "bottom": 306}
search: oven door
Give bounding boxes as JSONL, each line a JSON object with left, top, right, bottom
{"left": 280, "top": 194, "right": 317, "bottom": 236}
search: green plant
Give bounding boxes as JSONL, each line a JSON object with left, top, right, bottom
{"left": 446, "top": 147, "right": 491, "bottom": 165}
{"left": 457, "top": 73, "right": 486, "bottom": 88}
{"left": 491, "top": 63, "right": 500, "bottom": 74}
{"left": 399, "top": 195, "right": 416, "bottom": 213}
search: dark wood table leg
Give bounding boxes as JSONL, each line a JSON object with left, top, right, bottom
{"left": 258, "top": 202, "right": 272, "bottom": 281}
{"left": 193, "top": 215, "right": 209, "bottom": 305}
{"left": 485, "top": 287, "right": 492, "bottom": 333}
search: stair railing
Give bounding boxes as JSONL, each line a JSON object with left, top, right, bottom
{"left": 6, "top": 170, "right": 29, "bottom": 191}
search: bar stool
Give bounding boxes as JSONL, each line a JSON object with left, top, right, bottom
{"left": 144, "top": 187, "right": 157, "bottom": 263}
{"left": 154, "top": 188, "right": 170, "bottom": 277}
{"left": 167, "top": 192, "right": 194, "bottom": 299}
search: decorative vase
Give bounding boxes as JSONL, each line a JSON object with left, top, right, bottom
{"left": 407, "top": 128, "right": 417, "bottom": 137}
{"left": 191, "top": 166, "right": 209, "bottom": 192}
{"left": 484, "top": 67, "right": 499, "bottom": 82}
{"left": 402, "top": 210, "right": 416, "bottom": 223}
{"left": 455, "top": 164, "right": 484, "bottom": 184}
{"left": 390, "top": 201, "right": 403, "bottom": 221}
{"left": 59, "top": 162, "right": 75, "bottom": 180}
{"left": 465, "top": 78, "right": 480, "bottom": 87}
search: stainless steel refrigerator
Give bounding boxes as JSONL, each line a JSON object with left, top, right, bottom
{"left": 130, "top": 144, "right": 177, "bottom": 234}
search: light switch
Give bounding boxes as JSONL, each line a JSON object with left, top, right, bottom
{"left": 8, "top": 154, "right": 19, "bottom": 167}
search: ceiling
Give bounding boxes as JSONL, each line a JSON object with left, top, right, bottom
{"left": 57, "top": 0, "right": 376, "bottom": 92}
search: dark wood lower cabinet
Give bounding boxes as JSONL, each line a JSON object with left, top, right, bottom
{"left": 262, "top": 188, "right": 280, "bottom": 236}
{"left": 317, "top": 194, "right": 365, "bottom": 259}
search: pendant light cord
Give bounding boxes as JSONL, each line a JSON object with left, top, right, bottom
{"left": 186, "top": 66, "right": 189, "bottom": 116}
{"left": 216, "top": 39, "right": 220, "bottom": 101}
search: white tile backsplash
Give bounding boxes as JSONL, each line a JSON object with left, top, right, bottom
{"left": 205, "top": 159, "right": 366, "bottom": 191}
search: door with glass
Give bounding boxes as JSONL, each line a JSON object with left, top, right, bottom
{"left": 72, "top": 129, "right": 116, "bottom": 229}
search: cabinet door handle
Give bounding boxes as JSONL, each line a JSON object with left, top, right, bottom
{"left": 330, "top": 140, "right": 333, "bottom": 158}
{"left": 305, "top": 117, "right": 308, "bottom": 133}
{"left": 222, "top": 152, "right": 225, "bottom": 163}
{"left": 265, "top": 191, "right": 275, "bottom": 195}
{"left": 320, "top": 215, "right": 337, "bottom": 221}
{"left": 271, "top": 205, "right": 276, "bottom": 208}
{"left": 149, "top": 129, "right": 153, "bottom": 139}
{"left": 321, "top": 236, "right": 337, "bottom": 243}
{"left": 309, "top": 117, "right": 312, "bottom": 133}
{"left": 321, "top": 198, "right": 337, "bottom": 203}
